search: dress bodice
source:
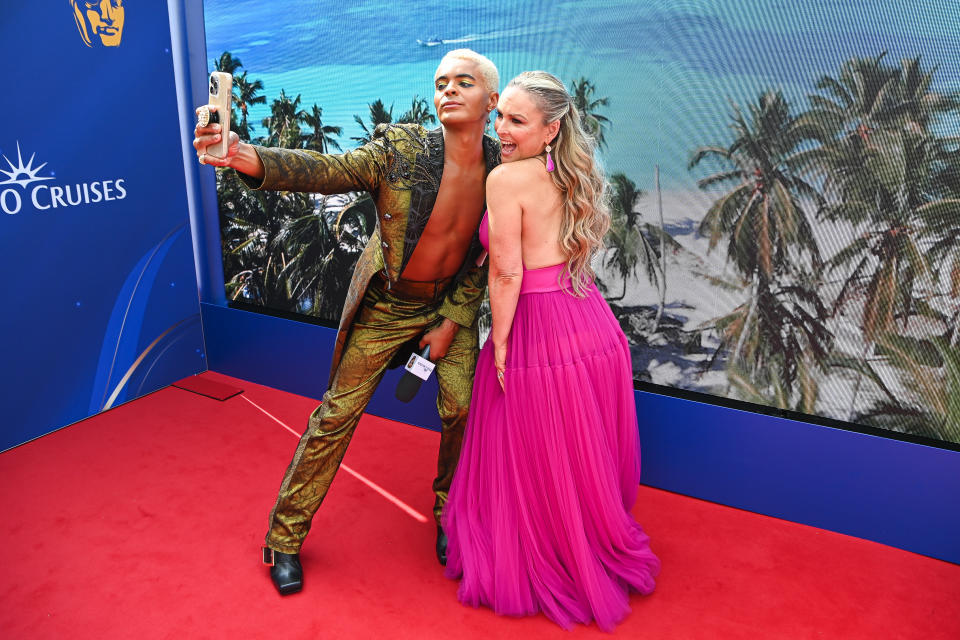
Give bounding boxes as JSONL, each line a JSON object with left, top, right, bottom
{"left": 479, "top": 210, "right": 490, "bottom": 251}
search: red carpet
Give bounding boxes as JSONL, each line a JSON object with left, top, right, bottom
{"left": 1, "top": 371, "right": 957, "bottom": 639}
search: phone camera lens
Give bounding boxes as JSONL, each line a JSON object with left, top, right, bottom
{"left": 211, "top": 77, "right": 219, "bottom": 94}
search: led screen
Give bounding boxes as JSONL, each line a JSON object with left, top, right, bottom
{"left": 203, "top": 0, "right": 960, "bottom": 447}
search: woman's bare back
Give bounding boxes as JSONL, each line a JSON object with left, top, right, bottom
{"left": 508, "top": 157, "right": 566, "bottom": 270}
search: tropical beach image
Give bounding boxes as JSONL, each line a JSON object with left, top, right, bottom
{"left": 203, "top": 0, "right": 960, "bottom": 446}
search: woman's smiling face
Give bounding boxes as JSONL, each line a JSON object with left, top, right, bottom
{"left": 494, "top": 87, "right": 558, "bottom": 162}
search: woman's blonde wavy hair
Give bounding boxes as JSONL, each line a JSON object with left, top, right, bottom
{"left": 504, "top": 71, "right": 610, "bottom": 296}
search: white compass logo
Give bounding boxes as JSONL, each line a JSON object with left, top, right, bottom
{"left": 1, "top": 141, "right": 127, "bottom": 215}
{"left": 0, "top": 142, "right": 55, "bottom": 188}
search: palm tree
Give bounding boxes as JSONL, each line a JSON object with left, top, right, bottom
{"left": 570, "top": 77, "right": 611, "bottom": 149}
{"left": 604, "top": 214, "right": 645, "bottom": 302}
{"left": 268, "top": 193, "right": 374, "bottom": 320}
{"left": 819, "top": 130, "right": 935, "bottom": 342}
{"left": 215, "top": 143, "right": 317, "bottom": 311}
{"left": 214, "top": 51, "right": 243, "bottom": 75}
{"left": 272, "top": 210, "right": 339, "bottom": 314}
{"left": 262, "top": 89, "right": 305, "bottom": 149}
{"left": 301, "top": 104, "right": 343, "bottom": 153}
{"left": 604, "top": 173, "right": 659, "bottom": 300}
{"left": 796, "top": 53, "right": 959, "bottom": 141}
{"left": 923, "top": 194, "right": 960, "bottom": 348}
{"left": 893, "top": 57, "right": 960, "bottom": 132}
{"left": 689, "top": 90, "right": 829, "bottom": 397}
{"left": 921, "top": 136, "right": 960, "bottom": 347}
{"left": 654, "top": 165, "right": 668, "bottom": 330}
{"left": 352, "top": 99, "right": 394, "bottom": 144}
{"left": 398, "top": 95, "right": 436, "bottom": 126}
{"left": 690, "top": 90, "right": 823, "bottom": 284}
{"left": 610, "top": 172, "right": 644, "bottom": 230}
{"left": 710, "top": 273, "right": 832, "bottom": 397}
{"left": 233, "top": 71, "right": 266, "bottom": 141}
{"left": 223, "top": 199, "right": 319, "bottom": 308}
{"left": 796, "top": 53, "right": 960, "bottom": 419}
{"left": 801, "top": 55, "right": 958, "bottom": 342}
{"left": 857, "top": 335, "right": 960, "bottom": 444}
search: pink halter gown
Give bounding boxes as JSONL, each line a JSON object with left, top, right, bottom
{"left": 443, "top": 212, "right": 659, "bottom": 632}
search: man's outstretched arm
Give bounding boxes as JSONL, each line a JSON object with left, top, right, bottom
{"left": 194, "top": 106, "right": 390, "bottom": 195}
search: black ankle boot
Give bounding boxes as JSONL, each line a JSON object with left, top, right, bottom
{"left": 264, "top": 548, "right": 303, "bottom": 595}
{"left": 436, "top": 525, "right": 448, "bottom": 566}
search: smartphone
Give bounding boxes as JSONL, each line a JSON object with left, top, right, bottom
{"left": 206, "top": 71, "right": 232, "bottom": 159}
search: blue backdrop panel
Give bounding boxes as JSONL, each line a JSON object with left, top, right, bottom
{"left": 201, "top": 304, "right": 334, "bottom": 402}
{"left": 636, "top": 392, "right": 960, "bottom": 565}
{"left": 202, "top": 310, "right": 960, "bottom": 565}
{"left": 0, "top": 2, "right": 205, "bottom": 451}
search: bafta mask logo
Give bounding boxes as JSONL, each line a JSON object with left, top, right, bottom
{"left": 70, "top": 0, "right": 125, "bottom": 48}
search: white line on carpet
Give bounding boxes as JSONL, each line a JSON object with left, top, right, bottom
{"left": 240, "top": 395, "right": 430, "bottom": 524}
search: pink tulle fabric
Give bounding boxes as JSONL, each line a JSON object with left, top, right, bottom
{"left": 443, "top": 214, "right": 659, "bottom": 632}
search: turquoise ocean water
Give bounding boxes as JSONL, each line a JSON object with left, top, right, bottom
{"left": 203, "top": 0, "right": 960, "bottom": 192}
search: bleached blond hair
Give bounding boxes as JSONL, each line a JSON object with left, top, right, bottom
{"left": 436, "top": 49, "right": 499, "bottom": 93}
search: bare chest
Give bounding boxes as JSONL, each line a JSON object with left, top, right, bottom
{"left": 399, "top": 163, "right": 487, "bottom": 280}
{"left": 421, "top": 165, "right": 487, "bottom": 239}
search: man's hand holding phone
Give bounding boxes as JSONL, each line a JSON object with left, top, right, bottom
{"left": 193, "top": 70, "right": 263, "bottom": 179}
{"left": 193, "top": 104, "right": 240, "bottom": 167}
{"left": 194, "top": 71, "right": 238, "bottom": 167}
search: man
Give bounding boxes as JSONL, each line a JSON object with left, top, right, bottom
{"left": 193, "top": 49, "right": 499, "bottom": 595}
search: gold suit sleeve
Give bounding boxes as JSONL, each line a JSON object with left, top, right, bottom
{"left": 438, "top": 261, "right": 489, "bottom": 328}
{"left": 236, "top": 129, "right": 391, "bottom": 195}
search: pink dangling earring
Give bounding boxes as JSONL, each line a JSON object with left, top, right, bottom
{"left": 545, "top": 144, "right": 555, "bottom": 172}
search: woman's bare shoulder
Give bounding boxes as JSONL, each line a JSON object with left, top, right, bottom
{"left": 488, "top": 157, "right": 547, "bottom": 187}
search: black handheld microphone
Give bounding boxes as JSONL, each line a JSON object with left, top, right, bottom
{"left": 395, "top": 344, "right": 433, "bottom": 403}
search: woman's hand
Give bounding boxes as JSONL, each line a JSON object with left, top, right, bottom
{"left": 494, "top": 341, "right": 507, "bottom": 391}
{"left": 193, "top": 105, "right": 241, "bottom": 168}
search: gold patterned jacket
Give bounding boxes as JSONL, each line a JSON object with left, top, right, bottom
{"left": 239, "top": 124, "right": 500, "bottom": 387}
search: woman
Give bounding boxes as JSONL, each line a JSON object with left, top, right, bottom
{"left": 442, "top": 71, "right": 660, "bottom": 632}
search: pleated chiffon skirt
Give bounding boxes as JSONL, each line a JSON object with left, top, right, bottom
{"left": 443, "top": 264, "right": 660, "bottom": 632}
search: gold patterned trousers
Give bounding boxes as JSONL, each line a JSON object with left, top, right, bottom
{"left": 264, "top": 276, "right": 479, "bottom": 554}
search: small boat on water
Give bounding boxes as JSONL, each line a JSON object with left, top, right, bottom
{"left": 416, "top": 36, "right": 443, "bottom": 46}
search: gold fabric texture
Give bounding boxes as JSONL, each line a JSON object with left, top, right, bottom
{"left": 264, "top": 279, "right": 478, "bottom": 553}
{"left": 240, "top": 124, "right": 499, "bottom": 555}
{"left": 239, "top": 124, "right": 499, "bottom": 388}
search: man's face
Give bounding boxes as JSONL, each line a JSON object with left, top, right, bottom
{"left": 433, "top": 59, "right": 497, "bottom": 128}
{"left": 71, "top": 0, "right": 125, "bottom": 48}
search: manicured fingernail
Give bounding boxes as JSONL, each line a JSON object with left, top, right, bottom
{"left": 214, "top": 134, "right": 221, "bottom": 141}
